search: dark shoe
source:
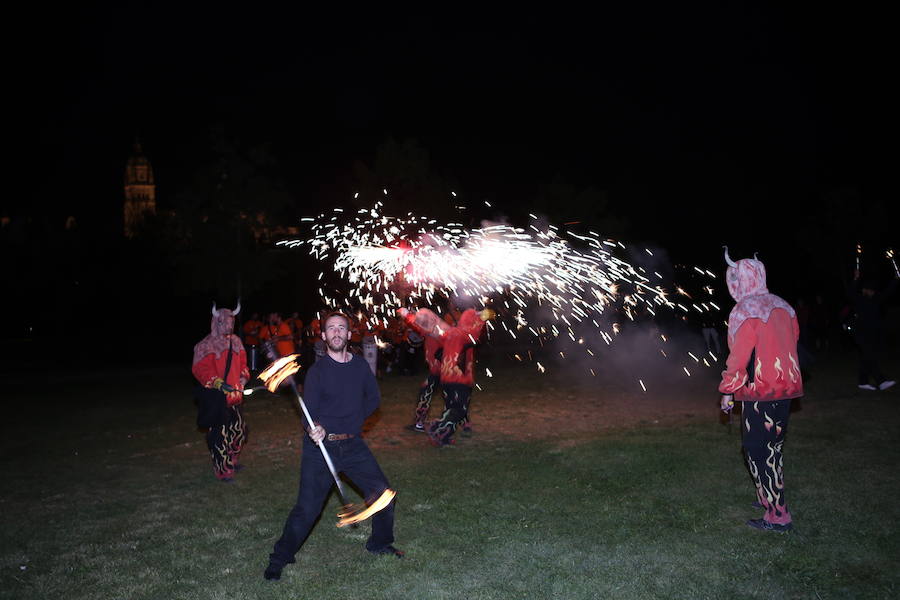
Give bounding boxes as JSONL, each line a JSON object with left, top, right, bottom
{"left": 751, "top": 501, "right": 764, "bottom": 509}
{"left": 746, "top": 518, "right": 792, "bottom": 533}
{"left": 461, "top": 424, "right": 474, "bottom": 437}
{"left": 369, "top": 545, "right": 404, "bottom": 558}
{"left": 405, "top": 423, "right": 426, "bottom": 433}
{"left": 219, "top": 477, "right": 235, "bottom": 483}
{"left": 264, "top": 566, "right": 282, "bottom": 581}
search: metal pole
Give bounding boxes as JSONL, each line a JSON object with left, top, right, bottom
{"left": 287, "top": 378, "right": 352, "bottom": 504}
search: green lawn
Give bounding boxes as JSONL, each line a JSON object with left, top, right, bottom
{"left": 1, "top": 353, "right": 898, "bottom": 599}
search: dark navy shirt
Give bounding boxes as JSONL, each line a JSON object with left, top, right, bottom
{"left": 303, "top": 353, "right": 380, "bottom": 435}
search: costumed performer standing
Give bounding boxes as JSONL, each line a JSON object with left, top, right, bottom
{"left": 719, "top": 249, "right": 803, "bottom": 532}
{"left": 192, "top": 302, "right": 250, "bottom": 482}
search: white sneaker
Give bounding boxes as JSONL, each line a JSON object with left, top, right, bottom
{"left": 858, "top": 384, "right": 878, "bottom": 391}
{"left": 879, "top": 380, "right": 896, "bottom": 391}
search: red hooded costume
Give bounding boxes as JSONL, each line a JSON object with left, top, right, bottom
{"left": 718, "top": 254, "right": 803, "bottom": 402}
{"left": 403, "top": 308, "right": 485, "bottom": 386}
{"left": 193, "top": 306, "right": 249, "bottom": 405}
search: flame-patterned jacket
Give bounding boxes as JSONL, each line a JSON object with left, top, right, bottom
{"left": 404, "top": 308, "right": 485, "bottom": 386}
{"left": 719, "top": 256, "right": 803, "bottom": 401}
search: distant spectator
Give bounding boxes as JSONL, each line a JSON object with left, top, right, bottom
{"left": 288, "top": 312, "right": 304, "bottom": 349}
{"left": 260, "top": 312, "right": 295, "bottom": 360}
{"left": 699, "top": 310, "right": 722, "bottom": 357}
{"left": 809, "top": 294, "right": 832, "bottom": 351}
{"left": 242, "top": 312, "right": 263, "bottom": 371}
{"left": 846, "top": 269, "right": 898, "bottom": 391}
{"left": 795, "top": 297, "right": 810, "bottom": 347}
{"left": 243, "top": 312, "right": 262, "bottom": 346}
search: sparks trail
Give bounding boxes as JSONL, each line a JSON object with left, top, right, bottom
{"left": 278, "top": 200, "right": 723, "bottom": 383}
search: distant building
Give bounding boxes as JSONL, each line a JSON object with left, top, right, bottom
{"left": 123, "top": 140, "right": 156, "bottom": 237}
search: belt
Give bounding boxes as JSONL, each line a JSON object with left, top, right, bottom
{"left": 326, "top": 433, "right": 355, "bottom": 441}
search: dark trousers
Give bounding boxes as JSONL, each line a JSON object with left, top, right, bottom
{"left": 206, "top": 405, "right": 246, "bottom": 479}
{"left": 414, "top": 374, "right": 440, "bottom": 426}
{"left": 741, "top": 399, "right": 792, "bottom": 525}
{"left": 269, "top": 437, "right": 395, "bottom": 568}
{"left": 855, "top": 333, "right": 886, "bottom": 385}
{"left": 429, "top": 384, "right": 472, "bottom": 443}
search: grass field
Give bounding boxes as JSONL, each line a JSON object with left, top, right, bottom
{"left": 1, "top": 350, "right": 898, "bottom": 599}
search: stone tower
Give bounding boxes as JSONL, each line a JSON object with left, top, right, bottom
{"left": 123, "top": 140, "right": 156, "bottom": 237}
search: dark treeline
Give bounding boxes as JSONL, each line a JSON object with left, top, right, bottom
{"left": 2, "top": 134, "right": 896, "bottom": 368}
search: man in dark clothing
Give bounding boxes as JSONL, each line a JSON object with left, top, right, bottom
{"left": 264, "top": 312, "right": 402, "bottom": 581}
{"left": 847, "top": 270, "right": 898, "bottom": 391}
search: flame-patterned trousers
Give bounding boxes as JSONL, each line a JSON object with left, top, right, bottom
{"left": 429, "top": 384, "right": 471, "bottom": 444}
{"left": 206, "top": 404, "right": 247, "bottom": 479}
{"left": 741, "top": 399, "right": 792, "bottom": 525}
{"left": 413, "top": 374, "right": 441, "bottom": 426}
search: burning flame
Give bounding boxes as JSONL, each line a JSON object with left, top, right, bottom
{"left": 337, "top": 489, "right": 397, "bottom": 528}
{"left": 259, "top": 354, "right": 301, "bottom": 392}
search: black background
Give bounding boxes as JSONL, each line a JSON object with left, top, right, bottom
{"left": 3, "top": 3, "right": 895, "bottom": 363}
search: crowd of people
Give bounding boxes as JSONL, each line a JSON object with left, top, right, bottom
{"left": 186, "top": 250, "right": 897, "bottom": 582}
{"left": 239, "top": 309, "right": 440, "bottom": 379}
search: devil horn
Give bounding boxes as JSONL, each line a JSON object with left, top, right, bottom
{"left": 723, "top": 246, "right": 737, "bottom": 267}
{"left": 753, "top": 252, "right": 759, "bottom": 260}
{"left": 212, "top": 302, "right": 219, "bottom": 317}
{"left": 233, "top": 299, "right": 241, "bottom": 316}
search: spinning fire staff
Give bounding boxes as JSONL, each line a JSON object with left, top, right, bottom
{"left": 887, "top": 248, "right": 899, "bottom": 278}
{"left": 263, "top": 312, "right": 402, "bottom": 583}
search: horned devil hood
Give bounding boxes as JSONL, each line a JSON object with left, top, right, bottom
{"left": 724, "top": 248, "right": 795, "bottom": 344}
{"left": 192, "top": 301, "right": 242, "bottom": 366}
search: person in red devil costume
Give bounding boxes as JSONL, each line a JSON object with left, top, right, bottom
{"left": 193, "top": 301, "right": 250, "bottom": 482}
{"left": 398, "top": 305, "right": 493, "bottom": 446}
{"left": 719, "top": 248, "right": 803, "bottom": 532}
{"left": 402, "top": 308, "right": 446, "bottom": 433}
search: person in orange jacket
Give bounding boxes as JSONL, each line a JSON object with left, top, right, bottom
{"left": 242, "top": 312, "right": 263, "bottom": 372}
{"left": 260, "top": 312, "right": 295, "bottom": 360}
{"left": 243, "top": 312, "right": 262, "bottom": 346}
{"left": 288, "top": 312, "right": 305, "bottom": 349}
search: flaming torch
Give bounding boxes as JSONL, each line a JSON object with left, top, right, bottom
{"left": 888, "top": 249, "right": 899, "bottom": 278}
{"left": 259, "top": 355, "right": 396, "bottom": 527}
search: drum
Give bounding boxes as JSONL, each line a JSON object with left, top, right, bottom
{"left": 261, "top": 340, "right": 278, "bottom": 361}
{"left": 362, "top": 335, "right": 378, "bottom": 376}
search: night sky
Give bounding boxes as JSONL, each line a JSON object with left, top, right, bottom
{"left": 6, "top": 4, "right": 894, "bottom": 292}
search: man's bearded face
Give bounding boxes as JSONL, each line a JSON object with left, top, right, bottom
{"left": 323, "top": 315, "right": 350, "bottom": 352}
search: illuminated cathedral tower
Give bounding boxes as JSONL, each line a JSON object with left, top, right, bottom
{"left": 123, "top": 140, "right": 156, "bottom": 237}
